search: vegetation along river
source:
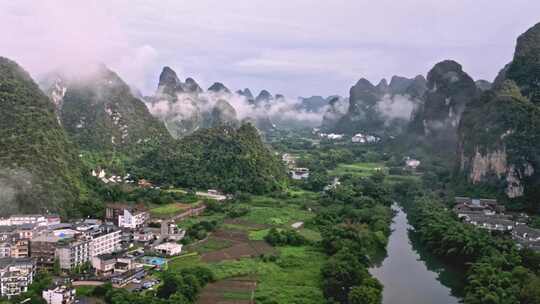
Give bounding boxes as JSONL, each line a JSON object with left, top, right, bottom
{"left": 369, "top": 205, "right": 464, "bottom": 304}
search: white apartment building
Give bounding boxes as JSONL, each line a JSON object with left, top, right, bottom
{"left": 0, "top": 214, "right": 61, "bottom": 227}
{"left": 0, "top": 258, "right": 35, "bottom": 298}
{"left": 55, "top": 239, "right": 90, "bottom": 270}
{"left": 90, "top": 228, "right": 122, "bottom": 258}
{"left": 118, "top": 209, "right": 148, "bottom": 229}
{"left": 42, "top": 286, "right": 76, "bottom": 304}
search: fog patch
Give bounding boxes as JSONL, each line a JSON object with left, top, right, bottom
{"left": 0, "top": 168, "right": 36, "bottom": 215}
{"left": 376, "top": 94, "right": 419, "bottom": 121}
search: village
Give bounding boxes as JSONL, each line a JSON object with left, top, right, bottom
{"left": 0, "top": 188, "right": 229, "bottom": 304}
{"left": 453, "top": 197, "right": 540, "bottom": 250}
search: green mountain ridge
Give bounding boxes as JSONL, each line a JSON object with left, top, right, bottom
{"left": 457, "top": 22, "right": 540, "bottom": 206}
{"left": 133, "top": 123, "right": 287, "bottom": 194}
{"left": 0, "top": 57, "right": 85, "bottom": 216}
{"left": 59, "top": 65, "right": 172, "bottom": 155}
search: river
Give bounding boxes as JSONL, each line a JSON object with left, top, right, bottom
{"left": 369, "top": 205, "right": 464, "bottom": 304}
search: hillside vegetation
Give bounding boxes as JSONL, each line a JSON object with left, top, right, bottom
{"left": 134, "top": 124, "right": 287, "bottom": 194}
{"left": 0, "top": 57, "right": 84, "bottom": 216}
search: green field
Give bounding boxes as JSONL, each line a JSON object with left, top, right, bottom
{"left": 298, "top": 228, "right": 322, "bottom": 241}
{"left": 168, "top": 253, "right": 203, "bottom": 271}
{"left": 207, "top": 246, "right": 326, "bottom": 304}
{"left": 329, "top": 162, "right": 387, "bottom": 177}
{"left": 240, "top": 205, "right": 314, "bottom": 226}
{"left": 175, "top": 214, "right": 225, "bottom": 229}
{"left": 223, "top": 291, "right": 252, "bottom": 301}
{"left": 149, "top": 203, "right": 194, "bottom": 217}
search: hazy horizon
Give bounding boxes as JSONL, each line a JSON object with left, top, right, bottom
{"left": 2, "top": 0, "right": 540, "bottom": 97}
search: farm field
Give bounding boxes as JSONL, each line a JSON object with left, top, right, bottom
{"left": 149, "top": 202, "right": 195, "bottom": 218}
{"left": 328, "top": 162, "right": 387, "bottom": 177}
{"left": 169, "top": 187, "right": 325, "bottom": 304}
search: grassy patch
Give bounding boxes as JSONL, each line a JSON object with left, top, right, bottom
{"left": 190, "top": 238, "right": 232, "bottom": 254}
{"left": 209, "top": 259, "right": 263, "bottom": 280}
{"left": 255, "top": 246, "right": 325, "bottom": 303}
{"left": 222, "top": 223, "right": 253, "bottom": 231}
{"left": 249, "top": 229, "right": 270, "bottom": 241}
{"left": 240, "top": 205, "right": 314, "bottom": 227}
{"left": 175, "top": 214, "right": 225, "bottom": 229}
{"left": 298, "top": 228, "right": 322, "bottom": 241}
{"left": 386, "top": 174, "right": 421, "bottom": 184}
{"left": 222, "top": 291, "right": 253, "bottom": 300}
{"left": 168, "top": 253, "right": 203, "bottom": 271}
{"left": 75, "top": 286, "right": 95, "bottom": 297}
{"left": 329, "top": 162, "right": 387, "bottom": 177}
{"left": 208, "top": 246, "right": 326, "bottom": 304}
{"left": 149, "top": 203, "right": 194, "bottom": 217}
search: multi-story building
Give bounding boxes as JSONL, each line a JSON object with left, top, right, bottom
{"left": 42, "top": 285, "right": 76, "bottom": 304}
{"left": 0, "top": 257, "right": 35, "bottom": 298}
{"left": 91, "top": 252, "right": 136, "bottom": 276}
{"left": 31, "top": 234, "right": 62, "bottom": 268}
{"left": 89, "top": 226, "right": 121, "bottom": 258}
{"left": 160, "top": 221, "right": 185, "bottom": 241}
{"left": 0, "top": 243, "right": 10, "bottom": 258}
{"left": 0, "top": 214, "right": 60, "bottom": 228}
{"left": 118, "top": 208, "right": 149, "bottom": 229}
{"left": 133, "top": 228, "right": 156, "bottom": 243}
{"left": 0, "top": 226, "right": 16, "bottom": 242}
{"left": 55, "top": 239, "right": 90, "bottom": 270}
{"left": 9, "top": 215, "right": 46, "bottom": 226}
{"left": 16, "top": 223, "right": 38, "bottom": 240}
{"left": 106, "top": 203, "right": 148, "bottom": 229}
{"left": 0, "top": 237, "right": 29, "bottom": 259}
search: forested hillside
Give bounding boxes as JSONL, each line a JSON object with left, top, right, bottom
{"left": 60, "top": 65, "right": 171, "bottom": 155}
{"left": 134, "top": 124, "right": 287, "bottom": 194}
{"left": 0, "top": 57, "right": 85, "bottom": 216}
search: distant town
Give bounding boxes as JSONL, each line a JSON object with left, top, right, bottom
{"left": 0, "top": 190, "right": 227, "bottom": 303}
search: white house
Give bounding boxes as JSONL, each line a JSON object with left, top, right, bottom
{"left": 154, "top": 242, "right": 183, "bottom": 256}
{"left": 404, "top": 157, "right": 421, "bottom": 169}
{"left": 42, "top": 286, "right": 76, "bottom": 304}
{"left": 291, "top": 168, "right": 310, "bottom": 180}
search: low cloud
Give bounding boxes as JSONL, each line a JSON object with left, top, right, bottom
{"left": 0, "top": 168, "right": 35, "bottom": 215}
{"left": 146, "top": 90, "right": 334, "bottom": 133}
{"left": 376, "top": 94, "right": 419, "bottom": 121}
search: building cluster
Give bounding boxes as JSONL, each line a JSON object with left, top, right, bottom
{"left": 453, "top": 197, "right": 540, "bottom": 250}
{"left": 0, "top": 204, "right": 188, "bottom": 301}
{"left": 318, "top": 133, "right": 344, "bottom": 140}
{"left": 282, "top": 153, "right": 311, "bottom": 180}
{"left": 91, "top": 168, "right": 134, "bottom": 185}
{"left": 351, "top": 133, "right": 380, "bottom": 144}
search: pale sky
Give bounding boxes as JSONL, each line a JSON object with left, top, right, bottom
{"left": 2, "top": 0, "right": 540, "bottom": 97}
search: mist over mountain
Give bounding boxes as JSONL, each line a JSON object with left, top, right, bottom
{"left": 145, "top": 66, "right": 340, "bottom": 138}
{"left": 331, "top": 74, "right": 427, "bottom": 135}
{"left": 42, "top": 65, "right": 171, "bottom": 156}
{"left": 410, "top": 60, "right": 479, "bottom": 148}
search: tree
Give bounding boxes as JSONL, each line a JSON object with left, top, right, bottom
{"left": 322, "top": 248, "right": 369, "bottom": 303}
{"left": 348, "top": 285, "right": 382, "bottom": 304}
{"left": 53, "top": 258, "right": 61, "bottom": 276}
